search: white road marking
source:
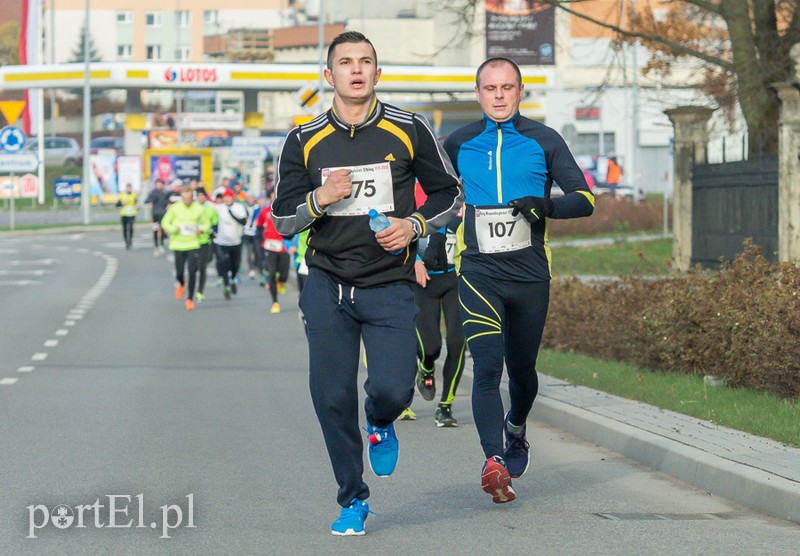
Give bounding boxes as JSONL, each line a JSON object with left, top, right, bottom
{"left": 0, "top": 269, "right": 50, "bottom": 276}
{"left": 31, "top": 353, "right": 48, "bottom": 361}
{"left": 0, "top": 280, "right": 40, "bottom": 286}
{"left": 44, "top": 340, "right": 59, "bottom": 347}
{"left": 9, "top": 258, "right": 59, "bottom": 266}
{"left": 56, "top": 329, "right": 69, "bottom": 336}
{"left": 65, "top": 320, "right": 76, "bottom": 326}
{"left": 17, "top": 366, "right": 34, "bottom": 373}
{"left": 0, "top": 378, "right": 19, "bottom": 385}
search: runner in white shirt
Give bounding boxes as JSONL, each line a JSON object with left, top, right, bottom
{"left": 213, "top": 188, "right": 248, "bottom": 300}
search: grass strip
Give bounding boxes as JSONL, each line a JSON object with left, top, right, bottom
{"left": 538, "top": 349, "right": 800, "bottom": 447}
{"left": 551, "top": 238, "right": 672, "bottom": 276}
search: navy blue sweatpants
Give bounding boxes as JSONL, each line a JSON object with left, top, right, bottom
{"left": 300, "top": 267, "right": 418, "bottom": 507}
{"left": 458, "top": 272, "right": 549, "bottom": 458}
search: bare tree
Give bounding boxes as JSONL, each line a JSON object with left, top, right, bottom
{"left": 440, "top": 1, "right": 800, "bottom": 155}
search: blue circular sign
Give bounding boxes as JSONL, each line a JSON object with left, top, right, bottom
{"left": 0, "top": 126, "right": 26, "bottom": 153}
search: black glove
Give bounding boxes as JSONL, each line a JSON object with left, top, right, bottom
{"left": 508, "top": 196, "right": 554, "bottom": 224}
{"left": 421, "top": 232, "right": 448, "bottom": 271}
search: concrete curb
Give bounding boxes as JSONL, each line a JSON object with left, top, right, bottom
{"left": 532, "top": 391, "right": 800, "bottom": 525}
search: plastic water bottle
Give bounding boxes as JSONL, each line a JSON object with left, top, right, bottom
{"left": 369, "top": 209, "right": 402, "bottom": 255}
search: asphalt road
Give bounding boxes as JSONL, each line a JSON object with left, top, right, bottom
{"left": 1, "top": 230, "right": 798, "bottom": 555}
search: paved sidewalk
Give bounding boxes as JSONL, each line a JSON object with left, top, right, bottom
{"left": 526, "top": 372, "right": 800, "bottom": 524}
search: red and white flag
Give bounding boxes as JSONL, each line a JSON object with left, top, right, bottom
{"left": 19, "top": 0, "right": 40, "bottom": 135}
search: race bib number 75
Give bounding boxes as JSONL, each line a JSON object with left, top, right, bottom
{"left": 321, "top": 162, "right": 395, "bottom": 216}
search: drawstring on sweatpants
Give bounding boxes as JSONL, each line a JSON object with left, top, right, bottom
{"left": 336, "top": 283, "right": 356, "bottom": 305}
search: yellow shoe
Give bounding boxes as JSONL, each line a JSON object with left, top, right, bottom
{"left": 398, "top": 407, "right": 417, "bottom": 421}
{"left": 271, "top": 302, "right": 280, "bottom": 314}
{"left": 277, "top": 281, "right": 287, "bottom": 295}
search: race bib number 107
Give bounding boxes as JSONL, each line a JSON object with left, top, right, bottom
{"left": 321, "top": 162, "right": 395, "bottom": 216}
{"left": 474, "top": 207, "right": 531, "bottom": 254}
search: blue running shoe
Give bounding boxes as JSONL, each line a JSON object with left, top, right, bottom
{"left": 503, "top": 413, "right": 530, "bottom": 478}
{"left": 331, "top": 498, "right": 374, "bottom": 536}
{"left": 366, "top": 422, "right": 399, "bottom": 477}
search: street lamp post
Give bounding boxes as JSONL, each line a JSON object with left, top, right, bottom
{"left": 81, "top": 0, "right": 91, "bottom": 224}
{"left": 50, "top": 0, "right": 56, "bottom": 138}
{"left": 317, "top": 0, "right": 325, "bottom": 114}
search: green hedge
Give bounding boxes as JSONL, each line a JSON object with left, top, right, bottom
{"left": 544, "top": 240, "right": 800, "bottom": 399}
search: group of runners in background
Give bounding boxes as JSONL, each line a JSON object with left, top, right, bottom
{"left": 116, "top": 175, "right": 296, "bottom": 314}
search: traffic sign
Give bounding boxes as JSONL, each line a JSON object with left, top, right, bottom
{"left": 230, "top": 146, "right": 268, "bottom": 162}
{"left": 0, "top": 101, "right": 26, "bottom": 126}
{"left": 0, "top": 173, "right": 38, "bottom": 198}
{"left": 0, "top": 125, "right": 26, "bottom": 153}
{"left": 294, "top": 83, "right": 321, "bottom": 114}
{"left": 0, "top": 153, "right": 39, "bottom": 173}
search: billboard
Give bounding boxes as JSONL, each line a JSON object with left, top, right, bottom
{"left": 143, "top": 148, "right": 213, "bottom": 190}
{"left": 89, "top": 154, "right": 118, "bottom": 196}
{"left": 149, "top": 154, "right": 201, "bottom": 187}
{"left": 485, "top": 1, "right": 555, "bottom": 65}
{"left": 117, "top": 156, "right": 143, "bottom": 193}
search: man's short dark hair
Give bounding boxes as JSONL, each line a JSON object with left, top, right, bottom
{"left": 326, "top": 31, "right": 377, "bottom": 69}
{"left": 476, "top": 57, "right": 522, "bottom": 88}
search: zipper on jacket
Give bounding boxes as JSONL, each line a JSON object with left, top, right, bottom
{"left": 350, "top": 124, "right": 355, "bottom": 138}
{"left": 496, "top": 122, "right": 503, "bottom": 204}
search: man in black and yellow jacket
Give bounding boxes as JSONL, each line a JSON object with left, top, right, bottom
{"left": 272, "top": 31, "right": 462, "bottom": 536}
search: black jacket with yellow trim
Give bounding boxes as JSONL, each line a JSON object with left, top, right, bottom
{"left": 272, "top": 97, "right": 463, "bottom": 288}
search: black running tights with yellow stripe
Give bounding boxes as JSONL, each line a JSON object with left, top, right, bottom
{"left": 458, "top": 273, "right": 549, "bottom": 458}
{"left": 415, "top": 271, "right": 466, "bottom": 406}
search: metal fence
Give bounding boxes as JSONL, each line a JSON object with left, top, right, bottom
{"left": 691, "top": 156, "right": 778, "bottom": 268}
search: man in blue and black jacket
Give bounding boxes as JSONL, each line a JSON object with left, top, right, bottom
{"left": 444, "top": 56, "right": 594, "bottom": 505}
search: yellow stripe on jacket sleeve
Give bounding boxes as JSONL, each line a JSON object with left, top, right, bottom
{"left": 377, "top": 119, "right": 414, "bottom": 159}
{"left": 303, "top": 124, "right": 335, "bottom": 166}
{"left": 578, "top": 190, "right": 596, "bottom": 207}
{"left": 306, "top": 192, "right": 322, "bottom": 218}
{"left": 409, "top": 213, "right": 426, "bottom": 237}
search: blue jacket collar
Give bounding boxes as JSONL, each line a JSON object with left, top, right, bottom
{"left": 483, "top": 111, "right": 521, "bottom": 130}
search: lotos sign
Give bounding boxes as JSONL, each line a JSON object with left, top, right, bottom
{"left": 163, "top": 67, "right": 218, "bottom": 84}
